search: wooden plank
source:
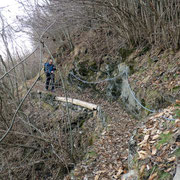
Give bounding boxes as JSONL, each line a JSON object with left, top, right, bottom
{"left": 55, "top": 97, "right": 98, "bottom": 110}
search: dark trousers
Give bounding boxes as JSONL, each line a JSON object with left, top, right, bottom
{"left": 45, "top": 73, "right": 55, "bottom": 90}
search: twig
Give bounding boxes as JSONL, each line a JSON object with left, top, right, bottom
{"left": 0, "top": 130, "right": 48, "bottom": 142}
{"left": 0, "top": 74, "right": 40, "bottom": 143}
{"left": 1, "top": 142, "right": 39, "bottom": 150}
{"left": 0, "top": 46, "right": 39, "bottom": 81}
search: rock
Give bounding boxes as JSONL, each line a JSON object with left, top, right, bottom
{"left": 106, "top": 77, "right": 122, "bottom": 100}
{"left": 121, "top": 170, "right": 138, "bottom": 180}
{"left": 173, "top": 158, "right": 180, "bottom": 180}
{"left": 118, "top": 63, "right": 130, "bottom": 76}
{"left": 105, "top": 63, "right": 141, "bottom": 115}
{"left": 69, "top": 58, "right": 142, "bottom": 116}
{"left": 106, "top": 63, "right": 127, "bottom": 100}
{"left": 151, "top": 56, "right": 159, "bottom": 62}
{"left": 120, "top": 77, "right": 141, "bottom": 116}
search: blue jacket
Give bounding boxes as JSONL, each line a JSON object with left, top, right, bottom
{"left": 44, "top": 63, "right": 56, "bottom": 74}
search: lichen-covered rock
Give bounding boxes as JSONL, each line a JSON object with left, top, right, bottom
{"left": 121, "top": 170, "right": 138, "bottom": 180}
{"left": 68, "top": 60, "right": 142, "bottom": 116}
{"left": 117, "top": 64, "right": 141, "bottom": 116}
{"left": 173, "top": 159, "right": 180, "bottom": 180}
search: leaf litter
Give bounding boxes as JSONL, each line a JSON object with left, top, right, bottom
{"left": 64, "top": 102, "right": 179, "bottom": 180}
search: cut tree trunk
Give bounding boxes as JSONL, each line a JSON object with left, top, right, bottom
{"left": 55, "top": 97, "right": 98, "bottom": 111}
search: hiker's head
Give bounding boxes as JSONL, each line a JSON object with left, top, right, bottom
{"left": 49, "top": 59, "right": 53, "bottom": 64}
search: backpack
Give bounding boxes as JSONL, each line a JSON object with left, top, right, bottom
{"left": 44, "top": 63, "right": 49, "bottom": 73}
{"left": 44, "top": 63, "right": 56, "bottom": 73}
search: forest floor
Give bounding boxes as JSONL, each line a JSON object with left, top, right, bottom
{"left": 33, "top": 81, "right": 179, "bottom": 180}
{"left": 33, "top": 81, "right": 138, "bottom": 177}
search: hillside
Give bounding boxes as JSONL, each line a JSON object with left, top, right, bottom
{"left": 0, "top": 23, "right": 179, "bottom": 179}
{"left": 33, "top": 28, "right": 179, "bottom": 179}
{"left": 1, "top": 1, "right": 180, "bottom": 179}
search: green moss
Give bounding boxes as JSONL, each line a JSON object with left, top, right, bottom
{"left": 79, "top": 119, "right": 85, "bottom": 127}
{"left": 158, "top": 171, "right": 172, "bottom": 180}
{"left": 163, "top": 76, "right": 169, "bottom": 81}
{"left": 167, "top": 64, "right": 174, "bottom": 69}
{"left": 141, "top": 166, "right": 172, "bottom": 180}
{"left": 41, "top": 102, "right": 54, "bottom": 111}
{"left": 88, "top": 151, "right": 96, "bottom": 157}
{"left": 174, "top": 109, "right": 180, "bottom": 118}
{"left": 147, "top": 90, "right": 159, "bottom": 98}
{"left": 85, "top": 150, "right": 97, "bottom": 160}
{"left": 156, "top": 133, "right": 173, "bottom": 149}
{"left": 146, "top": 89, "right": 165, "bottom": 109}
{"left": 174, "top": 147, "right": 180, "bottom": 157}
{"left": 140, "top": 165, "right": 157, "bottom": 179}
{"left": 148, "top": 57, "right": 153, "bottom": 64}
{"left": 119, "top": 48, "right": 134, "bottom": 61}
{"left": 74, "top": 56, "right": 80, "bottom": 61}
{"left": 174, "top": 74, "right": 179, "bottom": 79}
{"left": 137, "top": 46, "right": 151, "bottom": 56}
{"left": 175, "top": 103, "right": 180, "bottom": 107}
{"left": 88, "top": 136, "right": 94, "bottom": 146}
{"left": 172, "top": 85, "right": 180, "bottom": 92}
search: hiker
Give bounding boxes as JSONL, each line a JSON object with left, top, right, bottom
{"left": 44, "top": 59, "right": 56, "bottom": 91}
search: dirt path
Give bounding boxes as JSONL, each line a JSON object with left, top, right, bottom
{"left": 34, "top": 81, "right": 139, "bottom": 179}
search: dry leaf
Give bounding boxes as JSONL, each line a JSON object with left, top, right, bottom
{"left": 151, "top": 129, "right": 157, "bottom": 135}
{"left": 154, "top": 112, "right": 164, "bottom": 118}
{"left": 138, "top": 135, "right": 150, "bottom": 147}
{"left": 140, "top": 165, "right": 146, "bottom": 174}
{"left": 164, "top": 130, "right": 170, "bottom": 134}
{"left": 165, "top": 168, "right": 172, "bottom": 172}
{"left": 156, "top": 130, "right": 162, "bottom": 134}
{"left": 176, "top": 100, "right": 180, "bottom": 104}
{"left": 167, "top": 156, "right": 176, "bottom": 162}
{"left": 152, "top": 134, "right": 159, "bottom": 140}
{"left": 175, "top": 120, "right": 180, "bottom": 127}
{"left": 144, "top": 135, "right": 150, "bottom": 141}
{"left": 156, "top": 157, "right": 163, "bottom": 162}
{"left": 109, "top": 164, "right": 113, "bottom": 169}
{"left": 95, "top": 174, "right": 100, "bottom": 180}
{"left": 148, "top": 172, "right": 157, "bottom": 180}
{"left": 101, "top": 131, "right": 106, "bottom": 135}
{"left": 152, "top": 146, "right": 157, "bottom": 155}
{"left": 116, "top": 167, "right": 123, "bottom": 177}
{"left": 138, "top": 150, "right": 148, "bottom": 160}
{"left": 95, "top": 170, "right": 106, "bottom": 174}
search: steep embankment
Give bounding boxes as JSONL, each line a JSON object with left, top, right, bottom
{"left": 53, "top": 28, "right": 179, "bottom": 117}
{"left": 32, "top": 28, "right": 180, "bottom": 179}
{"left": 65, "top": 104, "right": 179, "bottom": 180}
{"left": 32, "top": 81, "right": 139, "bottom": 179}
{"left": 31, "top": 80, "right": 179, "bottom": 179}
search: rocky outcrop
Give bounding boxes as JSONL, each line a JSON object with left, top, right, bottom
{"left": 68, "top": 61, "right": 142, "bottom": 117}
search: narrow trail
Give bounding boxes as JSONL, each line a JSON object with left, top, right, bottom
{"left": 34, "top": 81, "right": 139, "bottom": 179}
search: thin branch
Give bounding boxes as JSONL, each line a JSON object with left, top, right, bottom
{"left": 0, "top": 72, "right": 40, "bottom": 143}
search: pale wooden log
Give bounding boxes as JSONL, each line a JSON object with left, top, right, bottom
{"left": 55, "top": 97, "right": 98, "bottom": 110}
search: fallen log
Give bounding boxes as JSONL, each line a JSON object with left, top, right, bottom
{"left": 55, "top": 97, "right": 98, "bottom": 111}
